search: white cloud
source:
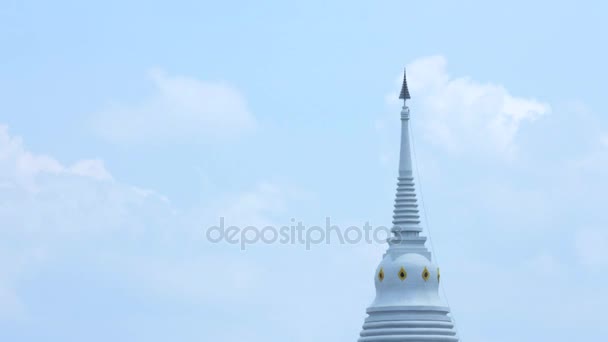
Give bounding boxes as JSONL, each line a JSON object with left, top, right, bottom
{"left": 389, "top": 55, "right": 551, "bottom": 156}
{"left": 92, "top": 69, "right": 256, "bottom": 144}
{"left": 0, "top": 124, "right": 310, "bottom": 321}
{"left": 0, "top": 125, "right": 177, "bottom": 319}
{"left": 0, "top": 125, "right": 113, "bottom": 191}
{"left": 68, "top": 159, "right": 113, "bottom": 181}
{"left": 0, "top": 124, "right": 174, "bottom": 233}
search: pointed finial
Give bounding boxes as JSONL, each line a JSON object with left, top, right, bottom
{"left": 399, "top": 68, "right": 411, "bottom": 101}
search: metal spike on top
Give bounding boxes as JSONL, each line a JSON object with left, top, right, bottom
{"left": 399, "top": 68, "right": 411, "bottom": 101}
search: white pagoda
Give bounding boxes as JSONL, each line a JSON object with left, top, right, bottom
{"left": 357, "top": 70, "right": 459, "bottom": 341}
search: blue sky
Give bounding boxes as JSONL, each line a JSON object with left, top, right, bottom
{"left": 1, "top": 1, "right": 608, "bottom": 341}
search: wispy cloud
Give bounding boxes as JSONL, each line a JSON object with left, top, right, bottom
{"left": 0, "top": 124, "right": 173, "bottom": 236}
{"left": 92, "top": 69, "right": 256, "bottom": 144}
{"left": 0, "top": 124, "right": 307, "bottom": 321}
{"left": 0, "top": 125, "right": 113, "bottom": 191}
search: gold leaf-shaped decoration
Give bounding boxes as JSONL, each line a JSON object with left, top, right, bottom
{"left": 378, "top": 268, "right": 384, "bottom": 282}
{"left": 422, "top": 266, "right": 430, "bottom": 281}
{"left": 437, "top": 268, "right": 441, "bottom": 283}
{"left": 398, "top": 267, "right": 407, "bottom": 281}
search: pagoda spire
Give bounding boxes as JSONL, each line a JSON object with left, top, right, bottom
{"left": 399, "top": 68, "right": 411, "bottom": 101}
{"left": 389, "top": 68, "right": 430, "bottom": 259}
